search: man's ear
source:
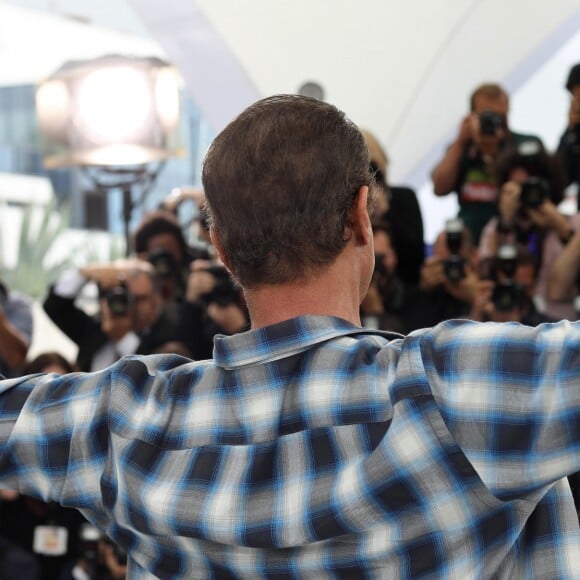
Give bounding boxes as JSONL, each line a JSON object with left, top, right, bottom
{"left": 210, "top": 227, "right": 233, "bottom": 272}
{"left": 349, "top": 185, "right": 372, "bottom": 246}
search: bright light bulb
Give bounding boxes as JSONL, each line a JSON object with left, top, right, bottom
{"left": 75, "top": 66, "right": 152, "bottom": 144}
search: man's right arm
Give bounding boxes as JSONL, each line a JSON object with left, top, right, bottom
{"left": 0, "top": 367, "right": 113, "bottom": 512}
{"left": 0, "top": 354, "right": 190, "bottom": 516}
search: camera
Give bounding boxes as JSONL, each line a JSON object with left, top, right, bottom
{"left": 79, "top": 523, "right": 127, "bottom": 569}
{"left": 201, "top": 266, "right": 240, "bottom": 307}
{"left": 492, "top": 244, "right": 520, "bottom": 311}
{"left": 519, "top": 176, "right": 549, "bottom": 209}
{"left": 79, "top": 523, "right": 101, "bottom": 566}
{"left": 444, "top": 255, "right": 466, "bottom": 282}
{"left": 443, "top": 218, "right": 466, "bottom": 281}
{"left": 147, "top": 248, "right": 180, "bottom": 279}
{"left": 479, "top": 110, "right": 503, "bottom": 137}
{"left": 100, "top": 283, "right": 133, "bottom": 317}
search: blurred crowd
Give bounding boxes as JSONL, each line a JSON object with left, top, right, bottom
{"left": 1, "top": 65, "right": 580, "bottom": 578}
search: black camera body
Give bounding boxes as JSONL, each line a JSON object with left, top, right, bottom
{"left": 479, "top": 110, "right": 503, "bottom": 136}
{"left": 100, "top": 283, "right": 133, "bottom": 317}
{"left": 443, "top": 218, "right": 466, "bottom": 281}
{"left": 202, "top": 266, "right": 240, "bottom": 307}
{"left": 492, "top": 282, "right": 519, "bottom": 312}
{"left": 443, "top": 255, "right": 466, "bottom": 282}
{"left": 520, "top": 177, "right": 549, "bottom": 209}
{"left": 492, "top": 245, "right": 520, "bottom": 311}
{"left": 148, "top": 248, "right": 180, "bottom": 279}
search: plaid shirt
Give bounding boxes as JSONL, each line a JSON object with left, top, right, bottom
{"left": 1, "top": 316, "right": 579, "bottom": 578}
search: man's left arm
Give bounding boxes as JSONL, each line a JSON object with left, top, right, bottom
{"left": 414, "top": 319, "right": 580, "bottom": 501}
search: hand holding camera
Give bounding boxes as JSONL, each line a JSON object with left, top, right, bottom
{"left": 524, "top": 195, "right": 571, "bottom": 239}
{"left": 206, "top": 302, "right": 247, "bottom": 335}
{"left": 80, "top": 259, "right": 156, "bottom": 341}
{"left": 80, "top": 259, "right": 153, "bottom": 288}
{"left": 474, "top": 110, "right": 506, "bottom": 157}
{"left": 186, "top": 260, "right": 219, "bottom": 303}
{"left": 456, "top": 114, "right": 478, "bottom": 147}
{"left": 419, "top": 256, "right": 445, "bottom": 292}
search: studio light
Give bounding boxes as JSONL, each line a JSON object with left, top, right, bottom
{"left": 36, "top": 54, "right": 183, "bottom": 168}
{"left": 36, "top": 54, "right": 184, "bottom": 253}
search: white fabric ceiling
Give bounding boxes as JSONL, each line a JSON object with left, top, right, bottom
{"left": 127, "top": 1, "right": 580, "bottom": 181}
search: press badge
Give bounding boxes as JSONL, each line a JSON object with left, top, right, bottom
{"left": 33, "top": 525, "right": 68, "bottom": 556}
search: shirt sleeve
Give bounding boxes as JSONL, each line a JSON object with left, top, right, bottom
{"left": 0, "top": 367, "right": 114, "bottom": 512}
{"left": 412, "top": 319, "right": 580, "bottom": 501}
{"left": 0, "top": 354, "right": 188, "bottom": 517}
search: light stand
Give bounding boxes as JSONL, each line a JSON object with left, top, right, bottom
{"left": 36, "top": 54, "right": 183, "bottom": 248}
{"left": 82, "top": 162, "right": 166, "bottom": 254}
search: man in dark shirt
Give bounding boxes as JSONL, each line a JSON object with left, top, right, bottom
{"left": 44, "top": 259, "right": 183, "bottom": 371}
{"left": 432, "top": 83, "right": 545, "bottom": 244}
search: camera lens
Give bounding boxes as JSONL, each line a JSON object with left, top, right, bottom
{"left": 148, "top": 248, "right": 178, "bottom": 278}
{"left": 497, "top": 245, "right": 517, "bottom": 279}
{"left": 479, "top": 110, "right": 502, "bottom": 136}
{"left": 445, "top": 218, "right": 464, "bottom": 256}
{"left": 102, "top": 285, "right": 132, "bottom": 317}
{"left": 520, "top": 177, "right": 548, "bottom": 209}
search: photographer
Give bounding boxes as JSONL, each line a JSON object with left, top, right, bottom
{"left": 473, "top": 245, "right": 550, "bottom": 325}
{"left": 361, "top": 130, "right": 425, "bottom": 285}
{"left": 43, "top": 259, "right": 182, "bottom": 371}
{"left": 417, "top": 218, "right": 481, "bottom": 326}
{"left": 478, "top": 141, "right": 576, "bottom": 321}
{"left": 431, "top": 83, "right": 547, "bottom": 244}
{"left": 557, "top": 63, "right": 580, "bottom": 192}
{"left": 179, "top": 259, "right": 249, "bottom": 359}
{"left": 134, "top": 210, "right": 210, "bottom": 304}
{"left": 360, "top": 222, "right": 406, "bottom": 333}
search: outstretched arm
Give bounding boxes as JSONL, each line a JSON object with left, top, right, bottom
{"left": 410, "top": 319, "right": 580, "bottom": 501}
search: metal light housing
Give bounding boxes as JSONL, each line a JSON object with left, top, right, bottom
{"left": 36, "top": 54, "right": 184, "bottom": 168}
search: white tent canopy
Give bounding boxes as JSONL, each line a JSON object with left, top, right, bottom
{"left": 126, "top": 0, "right": 580, "bottom": 239}
{"left": 126, "top": 0, "right": 579, "bottom": 170}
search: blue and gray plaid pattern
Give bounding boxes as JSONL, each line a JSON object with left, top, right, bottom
{"left": 1, "top": 316, "right": 580, "bottom": 578}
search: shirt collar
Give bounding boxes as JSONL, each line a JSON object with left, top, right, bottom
{"left": 214, "top": 315, "right": 368, "bottom": 370}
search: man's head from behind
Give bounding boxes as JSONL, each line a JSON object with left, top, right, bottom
{"left": 202, "top": 95, "right": 373, "bottom": 288}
